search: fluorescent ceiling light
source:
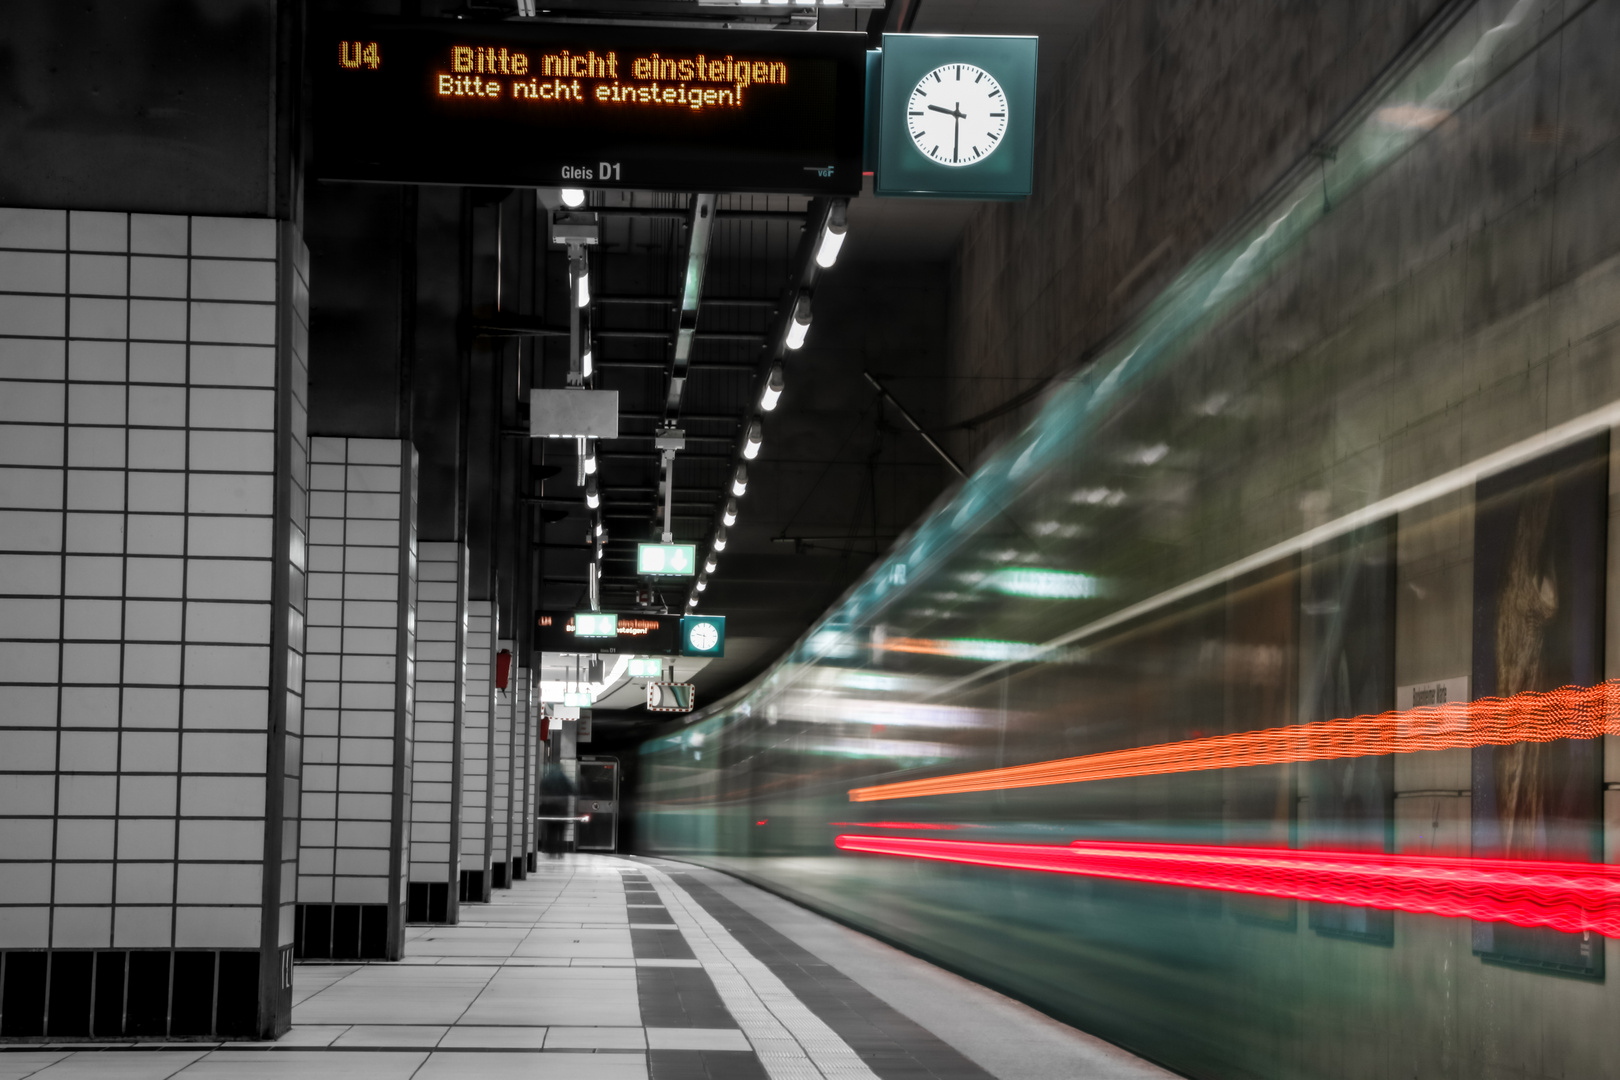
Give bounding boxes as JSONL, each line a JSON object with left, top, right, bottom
{"left": 760, "top": 364, "right": 784, "bottom": 412}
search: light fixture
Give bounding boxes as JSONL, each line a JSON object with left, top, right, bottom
{"left": 760, "top": 364, "right": 784, "bottom": 412}
{"left": 731, "top": 464, "right": 748, "bottom": 497}
{"left": 577, "top": 270, "right": 591, "bottom": 308}
{"left": 696, "top": 574, "right": 708, "bottom": 592}
{"left": 722, "top": 499, "right": 738, "bottom": 527}
{"left": 583, "top": 442, "right": 597, "bottom": 475}
{"left": 561, "top": 188, "right": 586, "bottom": 208}
{"left": 785, "top": 294, "right": 812, "bottom": 350}
{"left": 743, "top": 419, "right": 763, "bottom": 460}
{"left": 594, "top": 520, "right": 604, "bottom": 538}
{"left": 815, "top": 200, "right": 848, "bottom": 268}
{"left": 713, "top": 526, "right": 728, "bottom": 552}
{"left": 585, "top": 476, "right": 599, "bottom": 509}
{"left": 688, "top": 594, "right": 699, "bottom": 607}
{"left": 705, "top": 553, "right": 718, "bottom": 573}
{"left": 582, "top": 346, "right": 593, "bottom": 379}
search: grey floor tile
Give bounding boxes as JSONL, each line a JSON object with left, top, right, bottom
{"left": 461, "top": 967, "right": 640, "bottom": 1026}
{"left": 331, "top": 1025, "right": 448, "bottom": 1047}
{"left": 514, "top": 927, "right": 634, "bottom": 958}
{"left": 435, "top": 1025, "right": 549, "bottom": 1049}
{"left": 25, "top": 1052, "right": 210, "bottom": 1080}
{"left": 415, "top": 1051, "right": 646, "bottom": 1080}
{"left": 294, "top": 967, "right": 495, "bottom": 1025}
{"left": 545, "top": 1027, "right": 648, "bottom": 1049}
{"left": 275, "top": 1025, "right": 350, "bottom": 1046}
{"left": 0, "top": 1054, "right": 71, "bottom": 1080}
{"left": 646, "top": 1029, "right": 752, "bottom": 1052}
{"left": 181, "top": 1050, "right": 427, "bottom": 1079}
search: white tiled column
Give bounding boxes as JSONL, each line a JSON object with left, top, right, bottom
{"left": 408, "top": 541, "right": 464, "bottom": 922}
{"left": 295, "top": 437, "right": 417, "bottom": 961}
{"left": 0, "top": 207, "right": 307, "bottom": 1039}
{"left": 458, "top": 600, "right": 494, "bottom": 902}
{"left": 490, "top": 636, "right": 513, "bottom": 888}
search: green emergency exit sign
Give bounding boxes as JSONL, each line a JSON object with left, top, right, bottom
{"left": 637, "top": 542, "right": 698, "bottom": 575}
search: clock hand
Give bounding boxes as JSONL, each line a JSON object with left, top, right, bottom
{"left": 927, "top": 103, "right": 966, "bottom": 119}
{"left": 953, "top": 106, "right": 960, "bottom": 163}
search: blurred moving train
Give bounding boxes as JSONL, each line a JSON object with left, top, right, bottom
{"left": 635, "top": 3, "right": 1620, "bottom": 1077}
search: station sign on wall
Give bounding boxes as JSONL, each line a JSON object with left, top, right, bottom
{"left": 316, "top": 19, "right": 866, "bottom": 194}
{"left": 872, "top": 35, "right": 1037, "bottom": 199}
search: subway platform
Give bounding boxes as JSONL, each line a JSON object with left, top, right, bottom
{"left": 0, "top": 856, "right": 1171, "bottom": 1080}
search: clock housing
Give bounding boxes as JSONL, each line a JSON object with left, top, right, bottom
{"left": 873, "top": 34, "right": 1037, "bottom": 200}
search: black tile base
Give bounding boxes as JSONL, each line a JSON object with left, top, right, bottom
{"left": 491, "top": 861, "right": 510, "bottom": 889}
{"left": 650, "top": 1049, "right": 770, "bottom": 1080}
{"left": 511, "top": 856, "right": 524, "bottom": 882}
{"left": 459, "top": 869, "right": 486, "bottom": 902}
{"left": 407, "top": 881, "right": 453, "bottom": 923}
{"left": 294, "top": 902, "right": 391, "bottom": 959}
{"left": 0, "top": 947, "right": 269, "bottom": 1040}
{"left": 526, "top": 853, "right": 537, "bottom": 873}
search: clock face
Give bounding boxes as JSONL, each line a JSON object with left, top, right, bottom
{"left": 689, "top": 621, "right": 719, "bottom": 652}
{"left": 906, "top": 63, "right": 1008, "bottom": 168}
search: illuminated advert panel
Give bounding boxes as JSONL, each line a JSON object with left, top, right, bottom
{"left": 315, "top": 20, "right": 866, "bottom": 194}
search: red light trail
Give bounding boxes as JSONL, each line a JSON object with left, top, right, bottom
{"left": 834, "top": 835, "right": 1620, "bottom": 937}
{"left": 827, "top": 821, "right": 963, "bottom": 830}
{"left": 849, "top": 680, "right": 1620, "bottom": 802}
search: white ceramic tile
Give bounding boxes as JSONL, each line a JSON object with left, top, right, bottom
{"left": 192, "top": 259, "right": 277, "bottom": 303}
{"left": 189, "top": 301, "right": 275, "bottom": 346}
{"left": 129, "top": 255, "right": 187, "bottom": 298}
{"left": 67, "top": 254, "right": 125, "bottom": 296}
{"left": 192, "top": 344, "right": 276, "bottom": 388}
{"left": 0, "top": 207, "right": 67, "bottom": 250}
{"left": 0, "top": 293, "right": 65, "bottom": 336}
{"left": 0, "top": 249, "right": 66, "bottom": 293}
{"left": 128, "top": 341, "right": 185, "bottom": 383}
{"left": 190, "top": 218, "right": 277, "bottom": 261}
{"left": 68, "top": 211, "right": 128, "bottom": 253}
{"left": 129, "top": 214, "right": 187, "bottom": 256}
{"left": 68, "top": 297, "right": 127, "bottom": 339}
{"left": 0, "top": 424, "right": 65, "bottom": 467}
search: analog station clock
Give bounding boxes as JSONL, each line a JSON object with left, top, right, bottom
{"left": 905, "top": 62, "right": 1008, "bottom": 168}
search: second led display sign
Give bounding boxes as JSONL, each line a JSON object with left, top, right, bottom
{"left": 316, "top": 19, "right": 866, "bottom": 194}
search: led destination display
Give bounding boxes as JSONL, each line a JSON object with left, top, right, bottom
{"left": 535, "top": 611, "right": 725, "bottom": 657}
{"left": 316, "top": 19, "right": 866, "bottom": 193}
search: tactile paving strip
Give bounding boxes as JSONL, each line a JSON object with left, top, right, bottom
{"left": 640, "top": 864, "right": 880, "bottom": 1080}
